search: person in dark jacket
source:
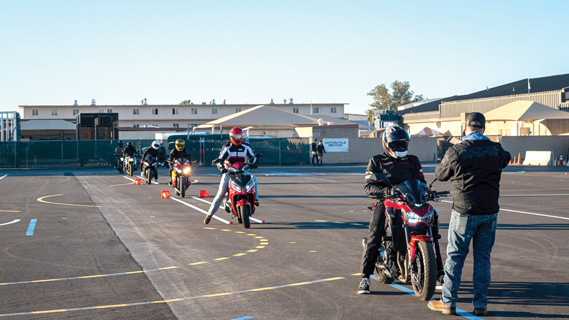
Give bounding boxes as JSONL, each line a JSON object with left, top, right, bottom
{"left": 311, "top": 138, "right": 318, "bottom": 165}
{"left": 316, "top": 141, "right": 326, "bottom": 165}
{"left": 428, "top": 112, "right": 510, "bottom": 316}
{"left": 358, "top": 126, "right": 427, "bottom": 294}
{"left": 168, "top": 139, "right": 192, "bottom": 185}
{"left": 123, "top": 141, "right": 137, "bottom": 157}
{"left": 140, "top": 141, "right": 161, "bottom": 181}
{"left": 114, "top": 140, "right": 124, "bottom": 171}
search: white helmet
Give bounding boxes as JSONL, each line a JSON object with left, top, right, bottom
{"left": 152, "top": 140, "right": 160, "bottom": 150}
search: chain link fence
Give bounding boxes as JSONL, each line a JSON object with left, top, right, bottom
{"left": 0, "top": 138, "right": 310, "bottom": 168}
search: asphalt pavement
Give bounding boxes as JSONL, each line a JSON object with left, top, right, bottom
{"left": 0, "top": 163, "right": 568, "bottom": 319}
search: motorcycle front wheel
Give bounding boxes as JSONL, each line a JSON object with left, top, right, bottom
{"left": 180, "top": 177, "right": 186, "bottom": 198}
{"left": 239, "top": 205, "right": 250, "bottom": 229}
{"left": 410, "top": 241, "right": 436, "bottom": 301}
{"left": 129, "top": 164, "right": 133, "bottom": 177}
{"left": 145, "top": 169, "right": 151, "bottom": 184}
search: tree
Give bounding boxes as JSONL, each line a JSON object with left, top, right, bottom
{"left": 180, "top": 100, "right": 194, "bottom": 105}
{"left": 365, "top": 109, "right": 375, "bottom": 130}
{"left": 367, "top": 80, "right": 423, "bottom": 111}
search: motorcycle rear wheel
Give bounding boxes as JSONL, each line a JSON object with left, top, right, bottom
{"left": 373, "top": 265, "right": 394, "bottom": 284}
{"left": 128, "top": 164, "right": 133, "bottom": 176}
{"left": 239, "top": 205, "right": 250, "bottom": 229}
{"left": 411, "top": 241, "right": 436, "bottom": 301}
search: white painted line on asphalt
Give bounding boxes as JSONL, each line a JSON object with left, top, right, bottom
{"left": 441, "top": 200, "right": 569, "bottom": 221}
{"left": 0, "top": 219, "right": 20, "bottom": 226}
{"left": 191, "top": 197, "right": 264, "bottom": 224}
{"left": 170, "top": 197, "right": 231, "bottom": 224}
{"left": 138, "top": 175, "right": 159, "bottom": 184}
{"left": 0, "top": 174, "right": 7, "bottom": 180}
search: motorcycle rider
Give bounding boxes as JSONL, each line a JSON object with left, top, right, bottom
{"left": 123, "top": 141, "right": 137, "bottom": 158}
{"left": 114, "top": 140, "right": 125, "bottom": 171}
{"left": 159, "top": 143, "right": 167, "bottom": 166}
{"left": 141, "top": 140, "right": 161, "bottom": 183}
{"left": 168, "top": 139, "right": 192, "bottom": 186}
{"left": 358, "top": 125, "right": 429, "bottom": 294}
{"left": 204, "top": 127, "right": 259, "bottom": 225}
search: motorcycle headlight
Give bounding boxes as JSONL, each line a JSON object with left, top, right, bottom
{"left": 183, "top": 167, "right": 191, "bottom": 175}
{"left": 403, "top": 209, "right": 434, "bottom": 225}
{"left": 231, "top": 180, "right": 243, "bottom": 193}
{"left": 245, "top": 179, "right": 254, "bottom": 192}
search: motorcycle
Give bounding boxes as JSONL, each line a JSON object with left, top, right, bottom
{"left": 213, "top": 154, "right": 261, "bottom": 229}
{"left": 171, "top": 158, "right": 192, "bottom": 198}
{"left": 124, "top": 156, "right": 137, "bottom": 177}
{"left": 366, "top": 173, "right": 449, "bottom": 301}
{"left": 115, "top": 156, "right": 124, "bottom": 174}
{"left": 142, "top": 155, "right": 158, "bottom": 184}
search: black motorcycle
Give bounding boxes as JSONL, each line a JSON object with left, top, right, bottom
{"left": 142, "top": 155, "right": 158, "bottom": 184}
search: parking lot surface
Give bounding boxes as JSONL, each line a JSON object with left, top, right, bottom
{"left": 0, "top": 164, "right": 568, "bottom": 319}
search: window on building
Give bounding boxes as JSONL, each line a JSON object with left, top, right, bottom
{"left": 173, "top": 123, "right": 179, "bottom": 128}
{"left": 292, "top": 107, "right": 299, "bottom": 114}
{"left": 152, "top": 108, "right": 158, "bottom": 115}
{"left": 312, "top": 107, "right": 319, "bottom": 114}
{"left": 51, "top": 109, "right": 58, "bottom": 116}
{"left": 191, "top": 108, "right": 197, "bottom": 115}
{"left": 133, "top": 108, "right": 139, "bottom": 115}
{"left": 212, "top": 108, "right": 218, "bottom": 115}
{"left": 173, "top": 108, "right": 179, "bottom": 115}
{"left": 32, "top": 109, "right": 39, "bottom": 116}
{"left": 331, "top": 107, "right": 337, "bottom": 113}
{"left": 133, "top": 123, "right": 139, "bottom": 128}
{"left": 73, "top": 109, "right": 80, "bottom": 115}
{"left": 107, "top": 108, "right": 113, "bottom": 113}
{"left": 235, "top": 107, "right": 242, "bottom": 113}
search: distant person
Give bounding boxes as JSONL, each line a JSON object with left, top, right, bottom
{"left": 311, "top": 138, "right": 318, "bottom": 165}
{"left": 114, "top": 140, "right": 124, "bottom": 171}
{"left": 428, "top": 112, "right": 511, "bottom": 316}
{"left": 317, "top": 140, "right": 326, "bottom": 165}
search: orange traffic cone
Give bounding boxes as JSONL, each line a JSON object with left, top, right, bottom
{"left": 161, "top": 191, "right": 170, "bottom": 198}
{"left": 199, "top": 190, "right": 211, "bottom": 198}
{"left": 512, "top": 156, "right": 517, "bottom": 165}
{"left": 560, "top": 155, "right": 564, "bottom": 166}
{"left": 135, "top": 179, "right": 142, "bottom": 185}
{"left": 554, "top": 157, "right": 558, "bottom": 166}
{"left": 517, "top": 153, "right": 522, "bottom": 164}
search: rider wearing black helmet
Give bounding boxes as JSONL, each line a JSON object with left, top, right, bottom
{"left": 358, "top": 125, "right": 428, "bottom": 294}
{"left": 114, "top": 140, "right": 124, "bottom": 171}
{"left": 123, "top": 141, "right": 137, "bottom": 157}
{"left": 168, "top": 139, "right": 192, "bottom": 185}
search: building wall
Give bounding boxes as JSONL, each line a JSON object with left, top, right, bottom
{"left": 501, "top": 136, "right": 569, "bottom": 160}
{"left": 20, "top": 103, "right": 346, "bottom": 129}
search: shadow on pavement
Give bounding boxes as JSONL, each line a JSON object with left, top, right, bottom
{"left": 253, "top": 222, "right": 369, "bottom": 230}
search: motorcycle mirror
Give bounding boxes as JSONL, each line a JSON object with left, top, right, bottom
{"left": 429, "top": 178, "right": 437, "bottom": 188}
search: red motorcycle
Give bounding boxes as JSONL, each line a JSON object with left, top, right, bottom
{"left": 214, "top": 154, "right": 261, "bottom": 229}
{"left": 170, "top": 158, "right": 192, "bottom": 198}
{"left": 366, "top": 173, "right": 448, "bottom": 301}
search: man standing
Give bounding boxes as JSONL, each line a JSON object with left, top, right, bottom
{"left": 316, "top": 140, "right": 326, "bottom": 165}
{"left": 428, "top": 112, "right": 510, "bottom": 316}
{"left": 311, "top": 138, "right": 318, "bottom": 165}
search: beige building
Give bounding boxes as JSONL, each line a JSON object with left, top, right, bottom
{"left": 19, "top": 102, "right": 346, "bottom": 131}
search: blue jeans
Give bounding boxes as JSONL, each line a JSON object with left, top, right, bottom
{"left": 441, "top": 210, "right": 497, "bottom": 308}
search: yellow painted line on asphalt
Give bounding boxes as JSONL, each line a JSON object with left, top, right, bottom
{"left": 30, "top": 279, "right": 59, "bottom": 283}
{"left": 0, "top": 209, "right": 20, "bottom": 212}
{"left": 37, "top": 194, "right": 100, "bottom": 208}
{"left": 188, "top": 261, "right": 208, "bottom": 266}
{"left": 214, "top": 257, "right": 231, "bottom": 261}
{"left": 203, "top": 292, "right": 233, "bottom": 298}
{"left": 247, "top": 250, "right": 258, "bottom": 252}
{"left": 310, "top": 251, "right": 317, "bottom": 253}
{"left": 246, "top": 234, "right": 256, "bottom": 236}
{"left": 234, "top": 231, "right": 246, "bottom": 233}
{"left": 233, "top": 253, "right": 247, "bottom": 256}
{"left": 220, "top": 229, "right": 232, "bottom": 231}
{"left": 351, "top": 273, "right": 363, "bottom": 276}
{"left": 254, "top": 236, "right": 263, "bottom": 238}
{"left": 95, "top": 304, "right": 129, "bottom": 309}
{"left": 159, "top": 266, "right": 179, "bottom": 270}
{"left": 79, "top": 275, "right": 107, "bottom": 279}
{"left": 0, "top": 277, "right": 346, "bottom": 317}
{"left": 108, "top": 182, "right": 134, "bottom": 187}
{"left": 290, "top": 242, "right": 296, "bottom": 244}
{"left": 125, "top": 271, "right": 145, "bottom": 274}
{"left": 255, "top": 246, "right": 265, "bottom": 249}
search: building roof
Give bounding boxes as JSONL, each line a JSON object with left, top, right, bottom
{"left": 199, "top": 105, "right": 358, "bottom": 128}
{"left": 20, "top": 119, "right": 76, "bottom": 130}
{"left": 399, "top": 73, "right": 569, "bottom": 115}
{"left": 484, "top": 101, "right": 569, "bottom": 121}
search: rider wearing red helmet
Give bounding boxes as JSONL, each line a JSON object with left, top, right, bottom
{"left": 204, "top": 127, "right": 259, "bottom": 224}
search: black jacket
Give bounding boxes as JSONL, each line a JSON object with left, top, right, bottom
{"left": 435, "top": 139, "right": 511, "bottom": 216}
{"left": 123, "top": 145, "right": 137, "bottom": 157}
{"left": 311, "top": 142, "right": 317, "bottom": 153}
{"left": 317, "top": 144, "right": 326, "bottom": 154}
{"left": 141, "top": 147, "right": 159, "bottom": 161}
{"left": 364, "top": 152, "right": 426, "bottom": 197}
{"left": 169, "top": 148, "right": 191, "bottom": 166}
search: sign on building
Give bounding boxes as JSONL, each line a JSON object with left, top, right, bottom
{"left": 323, "top": 138, "right": 349, "bottom": 152}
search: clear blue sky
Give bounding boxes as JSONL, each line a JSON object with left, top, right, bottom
{"left": 1, "top": 0, "right": 567, "bottom": 115}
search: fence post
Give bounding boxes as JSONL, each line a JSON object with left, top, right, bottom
{"left": 279, "top": 139, "right": 282, "bottom": 166}
{"left": 61, "top": 140, "right": 64, "bottom": 167}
